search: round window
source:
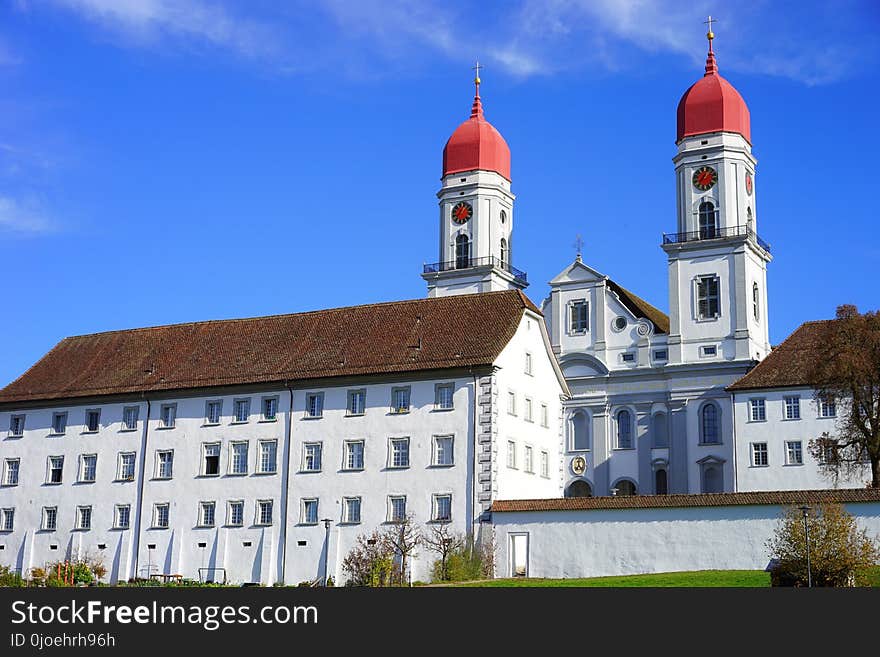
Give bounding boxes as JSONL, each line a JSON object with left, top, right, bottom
{"left": 613, "top": 316, "right": 627, "bottom": 331}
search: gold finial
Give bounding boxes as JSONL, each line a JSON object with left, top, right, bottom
{"left": 704, "top": 15, "right": 716, "bottom": 43}
{"left": 472, "top": 60, "right": 483, "bottom": 87}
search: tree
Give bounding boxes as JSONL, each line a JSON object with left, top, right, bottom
{"left": 381, "top": 514, "right": 421, "bottom": 586}
{"left": 423, "top": 524, "right": 465, "bottom": 582}
{"left": 807, "top": 305, "right": 880, "bottom": 487}
{"left": 766, "top": 503, "right": 879, "bottom": 587}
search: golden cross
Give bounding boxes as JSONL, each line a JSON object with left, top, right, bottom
{"left": 472, "top": 60, "right": 483, "bottom": 83}
{"left": 704, "top": 15, "right": 717, "bottom": 38}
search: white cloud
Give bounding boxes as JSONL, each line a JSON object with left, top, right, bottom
{"left": 0, "top": 196, "right": 55, "bottom": 234}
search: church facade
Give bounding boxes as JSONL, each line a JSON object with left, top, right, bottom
{"left": 0, "top": 31, "right": 872, "bottom": 584}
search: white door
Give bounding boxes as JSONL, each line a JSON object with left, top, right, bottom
{"left": 510, "top": 533, "right": 528, "bottom": 577}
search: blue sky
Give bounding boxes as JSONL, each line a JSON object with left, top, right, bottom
{"left": 1, "top": 0, "right": 879, "bottom": 387}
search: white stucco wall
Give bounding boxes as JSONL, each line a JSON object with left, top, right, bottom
{"left": 493, "top": 501, "right": 880, "bottom": 579}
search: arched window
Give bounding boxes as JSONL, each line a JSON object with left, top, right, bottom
{"left": 652, "top": 412, "right": 668, "bottom": 448}
{"left": 700, "top": 403, "right": 720, "bottom": 444}
{"left": 570, "top": 411, "right": 590, "bottom": 451}
{"left": 455, "top": 234, "right": 470, "bottom": 269}
{"left": 752, "top": 283, "right": 760, "bottom": 321}
{"left": 500, "top": 238, "right": 510, "bottom": 269}
{"left": 616, "top": 410, "right": 633, "bottom": 449}
{"left": 746, "top": 207, "right": 753, "bottom": 234}
{"left": 655, "top": 469, "right": 668, "bottom": 495}
{"left": 703, "top": 466, "right": 722, "bottom": 493}
{"left": 698, "top": 201, "right": 717, "bottom": 239}
{"left": 613, "top": 480, "right": 637, "bottom": 496}
{"left": 565, "top": 480, "right": 593, "bottom": 498}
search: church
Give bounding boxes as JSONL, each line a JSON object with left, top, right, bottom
{"left": 0, "top": 28, "right": 872, "bottom": 584}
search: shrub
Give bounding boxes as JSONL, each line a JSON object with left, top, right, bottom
{"left": 766, "top": 503, "right": 880, "bottom": 587}
{"left": 342, "top": 530, "right": 394, "bottom": 587}
{"left": 431, "top": 534, "right": 494, "bottom": 583}
{"left": 0, "top": 565, "right": 25, "bottom": 588}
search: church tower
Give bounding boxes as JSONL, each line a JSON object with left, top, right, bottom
{"left": 662, "top": 25, "right": 771, "bottom": 364}
{"left": 422, "top": 68, "right": 527, "bottom": 297}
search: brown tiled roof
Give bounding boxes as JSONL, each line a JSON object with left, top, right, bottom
{"left": 491, "top": 488, "right": 880, "bottom": 512}
{"left": 606, "top": 279, "right": 670, "bottom": 335}
{"left": 0, "top": 290, "right": 540, "bottom": 405}
{"left": 727, "top": 320, "right": 833, "bottom": 391}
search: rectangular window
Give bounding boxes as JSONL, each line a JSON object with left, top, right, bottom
{"left": 118, "top": 452, "right": 136, "bottom": 480}
{"left": 541, "top": 404, "right": 549, "bottom": 428}
{"left": 79, "top": 454, "right": 97, "bottom": 483}
{"left": 303, "top": 443, "right": 323, "bottom": 472}
{"left": 122, "top": 406, "right": 139, "bottom": 431}
{"left": 786, "top": 441, "right": 803, "bottom": 465}
{"left": 301, "top": 499, "right": 318, "bottom": 525}
{"left": 159, "top": 404, "right": 176, "bottom": 429}
{"left": 749, "top": 398, "right": 766, "bottom": 422}
{"left": 751, "top": 442, "right": 768, "bottom": 467}
{"left": 700, "top": 345, "right": 717, "bottom": 357}
{"left": 156, "top": 450, "right": 173, "bottom": 479}
{"left": 435, "top": 384, "right": 454, "bottom": 410}
{"left": 9, "top": 414, "right": 25, "bottom": 437}
{"left": 305, "top": 393, "right": 323, "bottom": 418}
{"left": 653, "top": 349, "right": 668, "bottom": 361}
{"left": 203, "top": 443, "right": 221, "bottom": 476}
{"left": 391, "top": 387, "right": 411, "bottom": 413}
{"left": 85, "top": 409, "right": 101, "bottom": 433}
{"left": 820, "top": 396, "right": 837, "bottom": 418}
{"left": 205, "top": 400, "right": 222, "bottom": 425}
{"left": 230, "top": 442, "right": 248, "bottom": 475}
{"left": 258, "top": 440, "right": 277, "bottom": 473}
{"left": 228, "top": 500, "right": 244, "bottom": 527}
{"left": 433, "top": 494, "right": 452, "bottom": 522}
{"left": 48, "top": 456, "right": 64, "bottom": 484}
{"left": 697, "top": 276, "right": 720, "bottom": 319}
{"left": 524, "top": 352, "right": 533, "bottom": 375}
{"left": 507, "top": 391, "right": 516, "bottom": 416}
{"left": 784, "top": 396, "right": 801, "bottom": 420}
{"left": 433, "top": 435, "right": 454, "bottom": 466}
{"left": 507, "top": 440, "right": 517, "bottom": 469}
{"left": 344, "top": 497, "right": 361, "bottom": 524}
{"left": 388, "top": 496, "right": 406, "bottom": 522}
{"left": 153, "top": 503, "right": 170, "bottom": 529}
{"left": 51, "top": 412, "right": 67, "bottom": 435}
{"left": 524, "top": 445, "right": 534, "bottom": 473}
{"left": 262, "top": 396, "right": 279, "bottom": 421}
{"left": 199, "top": 501, "right": 216, "bottom": 527}
{"left": 524, "top": 398, "right": 533, "bottom": 422}
{"left": 540, "top": 451, "right": 549, "bottom": 478}
{"left": 76, "top": 506, "right": 92, "bottom": 530}
{"left": 347, "top": 389, "right": 366, "bottom": 416}
{"left": 344, "top": 440, "right": 365, "bottom": 470}
{"left": 233, "top": 398, "right": 250, "bottom": 423}
{"left": 570, "top": 300, "right": 589, "bottom": 333}
{"left": 43, "top": 507, "right": 57, "bottom": 531}
{"left": 257, "top": 500, "right": 274, "bottom": 526}
{"left": 115, "top": 505, "right": 131, "bottom": 530}
{"left": 621, "top": 353, "right": 636, "bottom": 363}
{"left": 0, "top": 508, "right": 13, "bottom": 532}
{"left": 389, "top": 438, "right": 410, "bottom": 468}
{"left": 2, "top": 459, "right": 19, "bottom": 486}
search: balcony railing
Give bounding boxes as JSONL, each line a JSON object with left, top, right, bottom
{"left": 662, "top": 225, "right": 771, "bottom": 253}
{"left": 423, "top": 256, "right": 528, "bottom": 285}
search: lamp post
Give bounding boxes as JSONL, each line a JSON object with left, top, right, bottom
{"left": 321, "top": 518, "right": 332, "bottom": 586}
{"left": 798, "top": 505, "right": 812, "bottom": 588}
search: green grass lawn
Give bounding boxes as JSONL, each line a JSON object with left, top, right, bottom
{"left": 457, "top": 566, "right": 880, "bottom": 587}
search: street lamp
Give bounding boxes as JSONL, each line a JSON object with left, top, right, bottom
{"left": 798, "top": 505, "right": 812, "bottom": 588}
{"left": 321, "top": 518, "right": 333, "bottom": 586}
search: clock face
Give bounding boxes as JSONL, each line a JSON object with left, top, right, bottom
{"left": 692, "top": 166, "right": 718, "bottom": 191}
{"left": 451, "top": 201, "right": 473, "bottom": 225}
{"left": 745, "top": 171, "right": 753, "bottom": 195}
